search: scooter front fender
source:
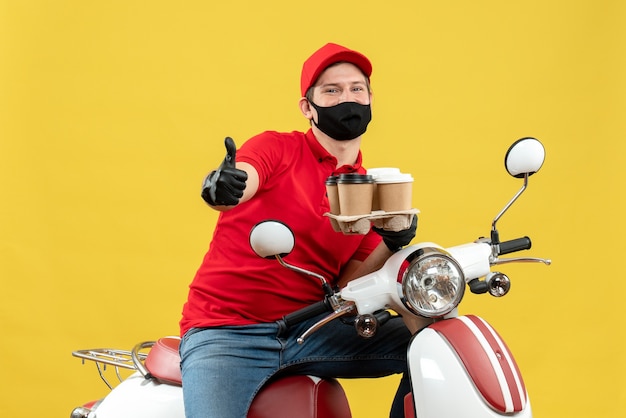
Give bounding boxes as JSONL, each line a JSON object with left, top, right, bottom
{"left": 91, "top": 372, "right": 184, "bottom": 418}
{"left": 407, "top": 315, "right": 531, "bottom": 418}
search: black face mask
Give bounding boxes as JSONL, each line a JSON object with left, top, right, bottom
{"left": 309, "top": 101, "right": 372, "bottom": 141}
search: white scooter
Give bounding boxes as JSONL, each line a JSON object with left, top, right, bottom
{"left": 71, "top": 137, "right": 550, "bottom": 418}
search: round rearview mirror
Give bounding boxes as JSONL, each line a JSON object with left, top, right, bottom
{"left": 505, "top": 137, "right": 545, "bottom": 178}
{"left": 249, "top": 220, "right": 295, "bottom": 259}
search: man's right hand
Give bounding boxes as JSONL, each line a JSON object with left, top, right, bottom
{"left": 201, "top": 137, "right": 248, "bottom": 206}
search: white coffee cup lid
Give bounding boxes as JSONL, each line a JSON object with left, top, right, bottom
{"left": 373, "top": 172, "right": 413, "bottom": 184}
{"left": 367, "top": 167, "right": 401, "bottom": 178}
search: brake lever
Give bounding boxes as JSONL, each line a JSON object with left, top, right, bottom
{"left": 492, "top": 256, "right": 552, "bottom": 265}
{"left": 296, "top": 302, "right": 356, "bottom": 344}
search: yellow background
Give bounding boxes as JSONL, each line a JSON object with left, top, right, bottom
{"left": 1, "top": 1, "right": 625, "bottom": 417}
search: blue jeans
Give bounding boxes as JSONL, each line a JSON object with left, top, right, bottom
{"left": 179, "top": 314, "right": 411, "bottom": 418}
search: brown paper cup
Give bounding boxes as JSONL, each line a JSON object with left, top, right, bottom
{"left": 337, "top": 174, "right": 374, "bottom": 216}
{"left": 376, "top": 173, "right": 413, "bottom": 212}
{"left": 325, "top": 176, "right": 341, "bottom": 215}
{"left": 368, "top": 168, "right": 401, "bottom": 211}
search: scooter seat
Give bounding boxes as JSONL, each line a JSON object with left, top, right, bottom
{"left": 144, "top": 336, "right": 183, "bottom": 386}
{"left": 248, "top": 375, "right": 352, "bottom": 418}
{"left": 145, "top": 337, "right": 351, "bottom": 417}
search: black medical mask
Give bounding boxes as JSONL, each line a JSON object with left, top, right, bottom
{"left": 309, "top": 101, "right": 372, "bottom": 141}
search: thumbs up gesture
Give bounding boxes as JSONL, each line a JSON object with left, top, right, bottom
{"left": 201, "top": 137, "right": 248, "bottom": 206}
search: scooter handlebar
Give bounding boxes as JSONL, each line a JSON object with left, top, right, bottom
{"left": 277, "top": 299, "right": 333, "bottom": 333}
{"left": 498, "top": 236, "right": 532, "bottom": 255}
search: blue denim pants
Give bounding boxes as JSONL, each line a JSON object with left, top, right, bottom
{"left": 179, "top": 313, "right": 411, "bottom": 418}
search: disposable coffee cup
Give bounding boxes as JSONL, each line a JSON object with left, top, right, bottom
{"left": 325, "top": 176, "right": 341, "bottom": 215}
{"left": 375, "top": 172, "right": 414, "bottom": 212}
{"left": 337, "top": 174, "right": 374, "bottom": 216}
{"left": 367, "top": 168, "right": 401, "bottom": 211}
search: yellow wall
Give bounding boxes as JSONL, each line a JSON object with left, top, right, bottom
{"left": 1, "top": 1, "right": 625, "bottom": 416}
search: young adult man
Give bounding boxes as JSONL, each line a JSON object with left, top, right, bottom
{"left": 179, "top": 43, "right": 417, "bottom": 418}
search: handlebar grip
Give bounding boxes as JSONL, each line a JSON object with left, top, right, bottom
{"left": 498, "top": 236, "right": 532, "bottom": 255}
{"left": 280, "top": 300, "right": 332, "bottom": 330}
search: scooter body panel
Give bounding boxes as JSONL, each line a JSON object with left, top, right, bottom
{"left": 90, "top": 372, "right": 184, "bottom": 418}
{"left": 407, "top": 315, "right": 532, "bottom": 418}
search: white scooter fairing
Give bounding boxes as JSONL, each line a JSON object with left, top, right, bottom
{"left": 407, "top": 315, "right": 531, "bottom": 418}
{"left": 339, "top": 241, "right": 533, "bottom": 417}
{"left": 88, "top": 372, "right": 185, "bottom": 418}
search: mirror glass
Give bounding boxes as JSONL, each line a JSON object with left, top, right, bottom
{"left": 249, "top": 220, "right": 295, "bottom": 259}
{"left": 505, "top": 137, "right": 545, "bottom": 178}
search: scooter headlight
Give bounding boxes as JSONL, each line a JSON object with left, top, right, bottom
{"left": 397, "top": 247, "right": 465, "bottom": 318}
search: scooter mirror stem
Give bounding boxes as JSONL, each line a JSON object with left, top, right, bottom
{"left": 492, "top": 173, "right": 529, "bottom": 231}
{"left": 275, "top": 255, "right": 334, "bottom": 297}
{"left": 491, "top": 173, "right": 529, "bottom": 253}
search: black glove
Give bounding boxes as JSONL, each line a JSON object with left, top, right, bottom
{"left": 373, "top": 215, "right": 418, "bottom": 252}
{"left": 201, "top": 137, "right": 248, "bottom": 206}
